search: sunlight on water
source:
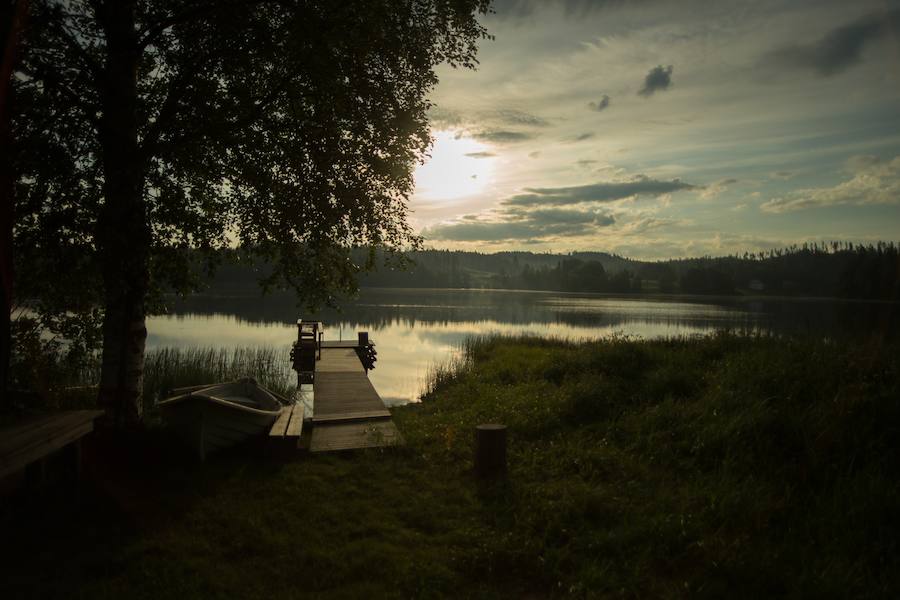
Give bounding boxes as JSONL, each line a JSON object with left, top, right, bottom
{"left": 145, "top": 289, "right": 802, "bottom": 405}
{"left": 147, "top": 288, "right": 890, "bottom": 404}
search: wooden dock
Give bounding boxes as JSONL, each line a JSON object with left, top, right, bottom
{"left": 308, "top": 344, "right": 403, "bottom": 452}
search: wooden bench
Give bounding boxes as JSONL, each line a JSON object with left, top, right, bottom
{"left": 268, "top": 402, "right": 305, "bottom": 452}
{"left": 0, "top": 410, "right": 105, "bottom": 483}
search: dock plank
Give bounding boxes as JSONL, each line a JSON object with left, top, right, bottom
{"left": 312, "top": 410, "right": 391, "bottom": 424}
{"left": 310, "top": 421, "right": 403, "bottom": 452}
{"left": 316, "top": 348, "right": 365, "bottom": 373}
{"left": 320, "top": 340, "right": 372, "bottom": 349}
{"left": 313, "top": 372, "right": 386, "bottom": 418}
{"left": 285, "top": 404, "right": 305, "bottom": 438}
{"left": 268, "top": 406, "right": 292, "bottom": 437}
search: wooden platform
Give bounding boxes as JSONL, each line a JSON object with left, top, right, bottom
{"left": 309, "top": 345, "right": 403, "bottom": 452}
{"left": 312, "top": 372, "right": 390, "bottom": 422}
{"left": 316, "top": 348, "right": 365, "bottom": 373}
{"left": 309, "top": 421, "right": 402, "bottom": 452}
{"left": 320, "top": 340, "right": 369, "bottom": 349}
{"left": 0, "top": 410, "right": 104, "bottom": 480}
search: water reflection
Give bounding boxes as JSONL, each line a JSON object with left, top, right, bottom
{"left": 148, "top": 288, "right": 898, "bottom": 405}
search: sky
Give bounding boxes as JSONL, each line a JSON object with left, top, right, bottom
{"left": 409, "top": 0, "right": 900, "bottom": 259}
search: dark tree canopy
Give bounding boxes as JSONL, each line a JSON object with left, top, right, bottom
{"left": 16, "top": 0, "right": 490, "bottom": 305}
{"left": 13, "top": 0, "right": 491, "bottom": 422}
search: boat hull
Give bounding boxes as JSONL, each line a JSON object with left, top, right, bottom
{"left": 158, "top": 381, "right": 282, "bottom": 460}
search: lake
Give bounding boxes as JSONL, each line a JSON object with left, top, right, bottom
{"left": 148, "top": 288, "right": 897, "bottom": 405}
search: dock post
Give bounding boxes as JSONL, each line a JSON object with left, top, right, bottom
{"left": 474, "top": 424, "right": 507, "bottom": 480}
{"left": 358, "top": 331, "right": 369, "bottom": 347}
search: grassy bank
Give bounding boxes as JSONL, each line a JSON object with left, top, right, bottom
{"left": 2, "top": 334, "right": 898, "bottom": 598}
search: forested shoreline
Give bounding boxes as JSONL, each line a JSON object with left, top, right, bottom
{"left": 203, "top": 242, "right": 900, "bottom": 301}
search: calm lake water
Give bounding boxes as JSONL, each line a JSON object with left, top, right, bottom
{"left": 148, "top": 288, "right": 897, "bottom": 405}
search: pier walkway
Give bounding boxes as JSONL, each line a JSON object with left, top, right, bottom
{"left": 308, "top": 343, "right": 403, "bottom": 452}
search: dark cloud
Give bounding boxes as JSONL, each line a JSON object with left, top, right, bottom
{"left": 588, "top": 94, "right": 611, "bottom": 112}
{"left": 424, "top": 206, "right": 615, "bottom": 242}
{"left": 427, "top": 107, "right": 547, "bottom": 139}
{"left": 471, "top": 130, "right": 534, "bottom": 143}
{"left": 505, "top": 176, "right": 697, "bottom": 206}
{"left": 428, "top": 106, "right": 463, "bottom": 128}
{"left": 490, "top": 0, "right": 640, "bottom": 20}
{"left": 487, "top": 109, "right": 550, "bottom": 128}
{"left": 768, "top": 9, "right": 900, "bottom": 76}
{"left": 576, "top": 159, "right": 599, "bottom": 167}
{"left": 528, "top": 151, "right": 541, "bottom": 159}
{"left": 525, "top": 207, "right": 616, "bottom": 227}
{"left": 573, "top": 132, "right": 595, "bottom": 142}
{"left": 464, "top": 151, "right": 497, "bottom": 159}
{"left": 638, "top": 65, "right": 674, "bottom": 97}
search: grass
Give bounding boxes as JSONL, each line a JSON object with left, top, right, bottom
{"left": 4, "top": 346, "right": 297, "bottom": 420}
{"left": 1, "top": 333, "right": 898, "bottom": 598}
{"left": 142, "top": 346, "right": 297, "bottom": 407}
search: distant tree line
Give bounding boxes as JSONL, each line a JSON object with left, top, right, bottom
{"left": 200, "top": 242, "right": 899, "bottom": 301}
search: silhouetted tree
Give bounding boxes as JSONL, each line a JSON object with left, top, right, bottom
{"left": 1, "top": 0, "right": 29, "bottom": 404}
{"left": 14, "top": 0, "right": 490, "bottom": 424}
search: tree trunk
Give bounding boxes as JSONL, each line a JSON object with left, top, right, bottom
{"left": 96, "top": 0, "right": 148, "bottom": 426}
{"left": 1, "top": 0, "right": 29, "bottom": 406}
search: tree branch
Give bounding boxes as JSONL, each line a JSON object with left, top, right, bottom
{"left": 55, "top": 19, "right": 102, "bottom": 78}
{"left": 137, "top": 0, "right": 280, "bottom": 51}
{"left": 139, "top": 68, "right": 192, "bottom": 160}
{"left": 17, "top": 64, "right": 101, "bottom": 131}
{"left": 146, "top": 72, "right": 295, "bottom": 160}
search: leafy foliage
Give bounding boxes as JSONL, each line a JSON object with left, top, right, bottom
{"left": 13, "top": 0, "right": 491, "bottom": 327}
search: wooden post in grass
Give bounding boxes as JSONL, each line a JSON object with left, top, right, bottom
{"left": 474, "top": 424, "right": 507, "bottom": 480}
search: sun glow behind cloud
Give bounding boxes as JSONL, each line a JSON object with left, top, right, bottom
{"left": 414, "top": 130, "right": 496, "bottom": 201}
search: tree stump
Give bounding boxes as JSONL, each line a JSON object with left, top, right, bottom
{"left": 474, "top": 424, "right": 507, "bottom": 480}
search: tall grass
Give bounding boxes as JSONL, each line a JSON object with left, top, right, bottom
{"left": 7, "top": 344, "right": 297, "bottom": 417}
{"left": 405, "top": 331, "right": 900, "bottom": 596}
{"left": 142, "top": 346, "right": 296, "bottom": 409}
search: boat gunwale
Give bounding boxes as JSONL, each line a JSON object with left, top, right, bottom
{"left": 158, "top": 386, "right": 283, "bottom": 418}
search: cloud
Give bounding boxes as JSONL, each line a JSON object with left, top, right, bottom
{"left": 700, "top": 178, "right": 738, "bottom": 200}
{"left": 588, "top": 94, "right": 610, "bottom": 112}
{"left": 572, "top": 132, "right": 595, "bottom": 142}
{"left": 768, "top": 9, "right": 900, "bottom": 76}
{"left": 490, "top": 0, "right": 630, "bottom": 20}
{"left": 470, "top": 130, "right": 534, "bottom": 143}
{"left": 638, "top": 65, "right": 674, "bottom": 97}
{"left": 428, "top": 106, "right": 463, "bottom": 128}
{"left": 520, "top": 207, "right": 616, "bottom": 227}
{"left": 424, "top": 206, "right": 616, "bottom": 242}
{"left": 464, "top": 151, "right": 497, "bottom": 159}
{"left": 504, "top": 176, "right": 698, "bottom": 206}
{"left": 486, "top": 108, "right": 551, "bottom": 128}
{"left": 761, "top": 155, "right": 900, "bottom": 213}
{"left": 618, "top": 217, "right": 687, "bottom": 235}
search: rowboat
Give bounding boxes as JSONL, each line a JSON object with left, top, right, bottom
{"left": 158, "top": 378, "right": 283, "bottom": 461}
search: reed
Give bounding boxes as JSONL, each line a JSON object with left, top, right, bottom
{"left": 142, "top": 346, "right": 296, "bottom": 408}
